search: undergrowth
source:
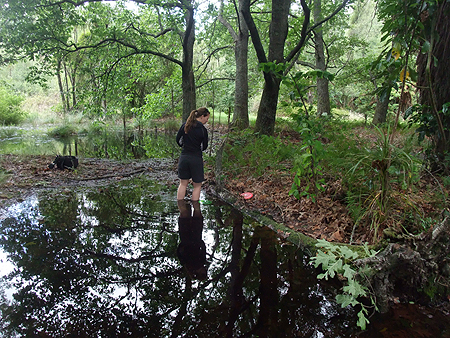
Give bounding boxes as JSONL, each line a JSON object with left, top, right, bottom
{"left": 222, "top": 129, "right": 296, "bottom": 177}
{"left": 220, "top": 115, "right": 442, "bottom": 244}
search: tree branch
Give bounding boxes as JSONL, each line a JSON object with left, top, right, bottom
{"left": 241, "top": 0, "right": 267, "bottom": 64}
{"left": 130, "top": 23, "right": 174, "bottom": 39}
{"left": 218, "top": 0, "right": 238, "bottom": 41}
{"left": 296, "top": 60, "right": 315, "bottom": 69}
{"left": 285, "top": 0, "right": 311, "bottom": 64}
{"left": 197, "top": 77, "right": 235, "bottom": 89}
{"left": 307, "top": 0, "right": 350, "bottom": 34}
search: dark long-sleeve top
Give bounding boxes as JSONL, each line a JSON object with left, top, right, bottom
{"left": 177, "top": 215, "right": 206, "bottom": 269}
{"left": 176, "top": 121, "right": 208, "bottom": 157}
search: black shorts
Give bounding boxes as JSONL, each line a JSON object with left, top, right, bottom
{"left": 178, "top": 154, "right": 204, "bottom": 183}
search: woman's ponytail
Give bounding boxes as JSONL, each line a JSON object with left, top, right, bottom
{"left": 184, "top": 107, "right": 210, "bottom": 133}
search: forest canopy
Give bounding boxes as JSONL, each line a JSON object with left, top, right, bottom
{"left": 0, "top": 0, "right": 448, "bottom": 160}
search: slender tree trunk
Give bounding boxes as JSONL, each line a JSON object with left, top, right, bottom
{"left": 372, "top": 87, "right": 391, "bottom": 125}
{"left": 63, "top": 61, "right": 71, "bottom": 111}
{"left": 56, "top": 59, "right": 68, "bottom": 114}
{"left": 70, "top": 68, "right": 77, "bottom": 108}
{"left": 314, "top": 0, "right": 331, "bottom": 116}
{"left": 182, "top": 3, "right": 196, "bottom": 122}
{"left": 232, "top": 3, "right": 249, "bottom": 130}
{"left": 219, "top": 0, "right": 249, "bottom": 130}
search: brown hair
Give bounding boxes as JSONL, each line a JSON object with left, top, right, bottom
{"left": 184, "top": 107, "right": 210, "bottom": 133}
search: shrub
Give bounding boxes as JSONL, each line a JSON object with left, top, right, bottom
{"left": 0, "top": 85, "right": 26, "bottom": 125}
{"left": 48, "top": 125, "right": 78, "bottom": 138}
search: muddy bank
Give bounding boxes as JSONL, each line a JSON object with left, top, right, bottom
{"left": 0, "top": 154, "right": 179, "bottom": 209}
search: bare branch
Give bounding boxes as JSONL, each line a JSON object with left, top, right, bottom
{"left": 196, "top": 45, "right": 233, "bottom": 80}
{"left": 197, "top": 77, "right": 235, "bottom": 89}
{"left": 218, "top": 0, "right": 238, "bottom": 41}
{"left": 307, "top": 0, "right": 350, "bottom": 34}
{"left": 285, "top": 0, "right": 311, "bottom": 65}
{"left": 296, "top": 60, "right": 315, "bottom": 69}
{"left": 130, "top": 23, "right": 174, "bottom": 39}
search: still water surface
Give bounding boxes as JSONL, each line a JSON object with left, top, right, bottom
{"left": 0, "top": 178, "right": 359, "bottom": 337}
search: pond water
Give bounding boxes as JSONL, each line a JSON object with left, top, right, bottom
{"left": 0, "top": 177, "right": 360, "bottom": 337}
{"left": 0, "top": 126, "right": 178, "bottom": 160}
{"left": 1, "top": 127, "right": 449, "bottom": 337}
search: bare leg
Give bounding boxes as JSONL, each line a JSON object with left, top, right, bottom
{"left": 191, "top": 182, "right": 202, "bottom": 201}
{"left": 177, "top": 179, "right": 189, "bottom": 200}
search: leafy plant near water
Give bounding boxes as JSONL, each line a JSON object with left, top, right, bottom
{"left": 289, "top": 114, "right": 329, "bottom": 203}
{"left": 141, "top": 133, "right": 179, "bottom": 159}
{"left": 310, "top": 239, "right": 379, "bottom": 330}
{"left": 48, "top": 124, "right": 78, "bottom": 138}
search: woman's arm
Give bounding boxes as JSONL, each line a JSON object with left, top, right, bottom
{"left": 201, "top": 125, "right": 208, "bottom": 151}
{"left": 176, "top": 124, "right": 185, "bottom": 147}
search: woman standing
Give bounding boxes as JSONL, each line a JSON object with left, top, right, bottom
{"left": 176, "top": 107, "right": 210, "bottom": 201}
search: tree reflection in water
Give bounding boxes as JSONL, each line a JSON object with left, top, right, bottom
{"left": 0, "top": 177, "right": 358, "bottom": 337}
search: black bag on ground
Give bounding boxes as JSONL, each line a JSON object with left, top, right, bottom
{"left": 48, "top": 155, "right": 79, "bottom": 170}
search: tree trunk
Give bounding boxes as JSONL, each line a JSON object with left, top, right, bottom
{"left": 253, "top": 0, "right": 290, "bottom": 135}
{"left": 314, "top": 0, "right": 331, "bottom": 116}
{"left": 232, "top": 2, "right": 249, "bottom": 130}
{"left": 56, "top": 59, "right": 68, "bottom": 114}
{"left": 255, "top": 76, "right": 282, "bottom": 135}
{"left": 182, "top": 3, "right": 196, "bottom": 122}
{"left": 372, "top": 87, "right": 391, "bottom": 125}
{"left": 219, "top": 0, "right": 249, "bottom": 130}
{"left": 417, "top": 2, "right": 450, "bottom": 165}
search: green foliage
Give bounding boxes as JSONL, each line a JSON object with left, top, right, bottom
{"left": 222, "top": 130, "right": 295, "bottom": 177}
{"left": 258, "top": 61, "right": 287, "bottom": 74}
{"left": 140, "top": 68, "right": 182, "bottom": 120}
{"left": 281, "top": 69, "right": 335, "bottom": 116}
{"left": 311, "top": 239, "right": 379, "bottom": 330}
{"left": 405, "top": 102, "right": 450, "bottom": 161}
{"left": 346, "top": 125, "right": 421, "bottom": 242}
{"left": 0, "top": 85, "right": 26, "bottom": 125}
{"left": 289, "top": 114, "right": 329, "bottom": 203}
{"left": 48, "top": 124, "right": 78, "bottom": 138}
{"left": 142, "top": 134, "right": 179, "bottom": 159}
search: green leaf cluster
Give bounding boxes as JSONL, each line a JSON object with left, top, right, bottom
{"left": 0, "top": 85, "right": 26, "bottom": 125}
{"left": 311, "top": 239, "right": 379, "bottom": 330}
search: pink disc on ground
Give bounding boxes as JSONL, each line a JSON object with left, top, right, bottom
{"left": 240, "top": 192, "right": 253, "bottom": 199}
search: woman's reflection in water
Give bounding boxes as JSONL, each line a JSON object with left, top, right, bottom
{"left": 177, "top": 200, "right": 207, "bottom": 280}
